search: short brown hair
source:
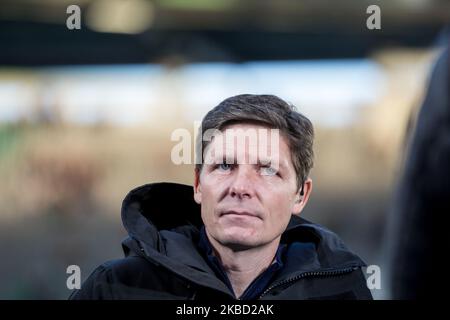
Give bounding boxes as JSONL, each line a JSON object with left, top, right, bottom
{"left": 195, "top": 94, "right": 314, "bottom": 190}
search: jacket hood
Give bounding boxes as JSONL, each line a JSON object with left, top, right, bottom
{"left": 120, "top": 182, "right": 366, "bottom": 293}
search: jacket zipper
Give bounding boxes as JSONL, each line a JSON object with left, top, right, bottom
{"left": 258, "top": 266, "right": 358, "bottom": 299}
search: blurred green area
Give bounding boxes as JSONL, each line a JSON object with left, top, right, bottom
{"left": 0, "top": 124, "right": 23, "bottom": 160}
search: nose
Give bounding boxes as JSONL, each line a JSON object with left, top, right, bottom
{"left": 229, "top": 165, "right": 255, "bottom": 199}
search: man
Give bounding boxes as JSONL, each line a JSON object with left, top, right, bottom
{"left": 70, "top": 94, "right": 372, "bottom": 300}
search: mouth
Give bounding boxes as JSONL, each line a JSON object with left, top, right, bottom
{"left": 221, "top": 210, "right": 262, "bottom": 219}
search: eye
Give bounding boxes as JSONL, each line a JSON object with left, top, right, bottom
{"left": 260, "top": 165, "right": 278, "bottom": 176}
{"left": 217, "top": 163, "right": 232, "bottom": 171}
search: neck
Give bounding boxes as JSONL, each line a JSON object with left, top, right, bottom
{"left": 206, "top": 233, "right": 280, "bottom": 298}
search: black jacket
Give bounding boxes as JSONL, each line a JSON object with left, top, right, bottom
{"left": 70, "top": 182, "right": 373, "bottom": 300}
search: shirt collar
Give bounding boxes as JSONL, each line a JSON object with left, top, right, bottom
{"left": 198, "top": 225, "right": 286, "bottom": 299}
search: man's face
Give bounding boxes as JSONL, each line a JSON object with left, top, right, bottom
{"left": 194, "top": 123, "right": 312, "bottom": 250}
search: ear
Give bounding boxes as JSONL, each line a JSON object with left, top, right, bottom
{"left": 292, "top": 178, "right": 313, "bottom": 215}
{"left": 193, "top": 167, "right": 202, "bottom": 204}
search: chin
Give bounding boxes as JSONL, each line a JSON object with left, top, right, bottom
{"left": 218, "top": 229, "right": 262, "bottom": 249}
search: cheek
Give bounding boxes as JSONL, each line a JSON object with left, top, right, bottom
{"left": 200, "top": 172, "right": 230, "bottom": 199}
{"left": 199, "top": 176, "right": 221, "bottom": 217}
{"left": 267, "top": 192, "right": 296, "bottom": 219}
{"left": 200, "top": 177, "right": 219, "bottom": 200}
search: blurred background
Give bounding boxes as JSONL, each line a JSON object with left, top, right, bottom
{"left": 0, "top": 0, "right": 448, "bottom": 299}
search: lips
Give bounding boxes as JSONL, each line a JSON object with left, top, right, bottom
{"left": 221, "top": 210, "right": 261, "bottom": 219}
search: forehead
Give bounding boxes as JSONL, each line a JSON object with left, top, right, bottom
{"left": 204, "top": 123, "right": 294, "bottom": 165}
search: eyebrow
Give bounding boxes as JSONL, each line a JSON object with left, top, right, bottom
{"left": 208, "top": 155, "right": 285, "bottom": 168}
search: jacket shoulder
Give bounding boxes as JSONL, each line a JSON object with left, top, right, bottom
{"left": 69, "top": 256, "right": 193, "bottom": 300}
{"left": 68, "top": 257, "right": 145, "bottom": 300}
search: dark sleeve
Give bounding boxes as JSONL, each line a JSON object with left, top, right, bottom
{"left": 68, "top": 265, "right": 113, "bottom": 300}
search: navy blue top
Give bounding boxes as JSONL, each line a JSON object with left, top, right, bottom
{"left": 198, "top": 226, "right": 286, "bottom": 300}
